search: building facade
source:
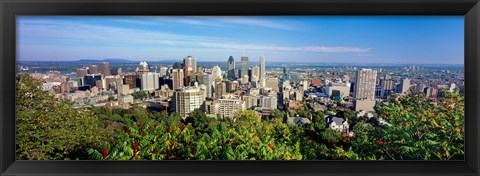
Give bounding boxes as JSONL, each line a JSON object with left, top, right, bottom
{"left": 174, "top": 86, "right": 205, "bottom": 117}
{"left": 240, "top": 56, "right": 249, "bottom": 78}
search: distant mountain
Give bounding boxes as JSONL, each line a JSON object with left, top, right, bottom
{"left": 103, "top": 58, "right": 135, "bottom": 63}
{"left": 77, "top": 58, "right": 134, "bottom": 63}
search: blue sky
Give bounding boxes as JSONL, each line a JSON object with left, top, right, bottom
{"left": 17, "top": 16, "right": 464, "bottom": 64}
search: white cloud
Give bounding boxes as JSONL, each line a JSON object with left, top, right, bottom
{"left": 17, "top": 18, "right": 372, "bottom": 61}
{"left": 195, "top": 42, "right": 371, "bottom": 53}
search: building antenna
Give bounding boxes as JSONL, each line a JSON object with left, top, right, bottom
{"left": 242, "top": 48, "right": 245, "bottom": 57}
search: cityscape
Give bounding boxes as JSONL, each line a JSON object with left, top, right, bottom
{"left": 15, "top": 16, "right": 464, "bottom": 160}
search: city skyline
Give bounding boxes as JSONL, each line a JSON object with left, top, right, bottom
{"left": 17, "top": 16, "right": 464, "bottom": 64}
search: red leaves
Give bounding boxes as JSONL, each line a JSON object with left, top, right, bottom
{"left": 138, "top": 120, "right": 144, "bottom": 128}
{"left": 102, "top": 148, "right": 108, "bottom": 159}
{"left": 124, "top": 127, "right": 130, "bottom": 135}
{"left": 153, "top": 148, "right": 159, "bottom": 154}
{"left": 251, "top": 135, "right": 257, "bottom": 139}
{"left": 167, "top": 125, "right": 171, "bottom": 133}
{"left": 142, "top": 131, "right": 146, "bottom": 137}
{"left": 133, "top": 140, "right": 139, "bottom": 152}
{"left": 377, "top": 139, "right": 384, "bottom": 145}
{"left": 290, "top": 155, "right": 295, "bottom": 159}
{"left": 268, "top": 143, "right": 273, "bottom": 149}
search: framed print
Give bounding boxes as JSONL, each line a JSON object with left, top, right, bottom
{"left": 1, "top": 0, "right": 479, "bottom": 176}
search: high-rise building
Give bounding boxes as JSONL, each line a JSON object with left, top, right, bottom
{"left": 354, "top": 69, "right": 377, "bottom": 100}
{"left": 259, "top": 55, "right": 265, "bottom": 79}
{"left": 159, "top": 67, "right": 168, "bottom": 77}
{"left": 283, "top": 66, "right": 290, "bottom": 81}
{"left": 243, "top": 94, "right": 259, "bottom": 109}
{"left": 241, "top": 56, "right": 249, "bottom": 78}
{"left": 83, "top": 75, "right": 102, "bottom": 87}
{"left": 184, "top": 66, "right": 194, "bottom": 86}
{"left": 174, "top": 86, "right": 205, "bottom": 117}
{"left": 100, "top": 62, "right": 110, "bottom": 76}
{"left": 212, "top": 66, "right": 222, "bottom": 80}
{"left": 251, "top": 66, "right": 260, "bottom": 83}
{"left": 76, "top": 68, "right": 88, "bottom": 77}
{"left": 67, "top": 77, "right": 84, "bottom": 87}
{"left": 140, "top": 72, "right": 160, "bottom": 91}
{"left": 214, "top": 94, "right": 246, "bottom": 119}
{"left": 183, "top": 56, "right": 197, "bottom": 73}
{"left": 203, "top": 73, "right": 214, "bottom": 98}
{"left": 124, "top": 75, "right": 139, "bottom": 89}
{"left": 227, "top": 56, "right": 235, "bottom": 80}
{"left": 399, "top": 78, "right": 411, "bottom": 94}
{"left": 226, "top": 80, "right": 238, "bottom": 93}
{"left": 95, "top": 79, "right": 107, "bottom": 90}
{"left": 172, "top": 69, "right": 184, "bottom": 90}
{"left": 136, "top": 61, "right": 150, "bottom": 74}
{"left": 261, "top": 95, "right": 278, "bottom": 110}
{"left": 88, "top": 65, "right": 99, "bottom": 74}
{"left": 242, "top": 75, "right": 249, "bottom": 85}
{"left": 265, "top": 77, "right": 280, "bottom": 92}
{"left": 214, "top": 81, "right": 227, "bottom": 100}
{"left": 354, "top": 69, "right": 377, "bottom": 112}
{"left": 380, "top": 78, "right": 395, "bottom": 97}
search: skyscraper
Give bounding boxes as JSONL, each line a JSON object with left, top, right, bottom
{"left": 354, "top": 69, "right": 377, "bottom": 100}
{"left": 172, "top": 69, "right": 184, "bottom": 89}
{"left": 100, "top": 62, "right": 110, "bottom": 76}
{"left": 183, "top": 56, "right": 197, "bottom": 73}
{"left": 251, "top": 66, "right": 260, "bottom": 83}
{"left": 283, "top": 66, "right": 290, "bottom": 81}
{"left": 88, "top": 65, "right": 99, "bottom": 74}
{"left": 227, "top": 56, "right": 235, "bottom": 80}
{"left": 203, "top": 73, "right": 214, "bottom": 98}
{"left": 259, "top": 55, "right": 265, "bottom": 79}
{"left": 241, "top": 56, "right": 249, "bottom": 78}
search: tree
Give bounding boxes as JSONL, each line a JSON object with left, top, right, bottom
{"left": 131, "top": 91, "right": 150, "bottom": 100}
{"left": 185, "top": 109, "right": 213, "bottom": 130}
{"left": 16, "top": 74, "right": 101, "bottom": 160}
{"left": 368, "top": 91, "right": 464, "bottom": 160}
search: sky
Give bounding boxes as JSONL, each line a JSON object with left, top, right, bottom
{"left": 16, "top": 16, "right": 464, "bottom": 64}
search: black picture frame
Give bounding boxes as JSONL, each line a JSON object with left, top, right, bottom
{"left": 1, "top": 0, "right": 479, "bottom": 176}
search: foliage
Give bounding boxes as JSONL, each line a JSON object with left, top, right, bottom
{"left": 16, "top": 74, "right": 102, "bottom": 160}
{"left": 363, "top": 90, "right": 464, "bottom": 160}
{"left": 16, "top": 74, "right": 465, "bottom": 160}
{"left": 131, "top": 91, "right": 150, "bottom": 100}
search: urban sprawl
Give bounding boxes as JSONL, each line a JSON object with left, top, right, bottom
{"left": 17, "top": 55, "right": 464, "bottom": 136}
